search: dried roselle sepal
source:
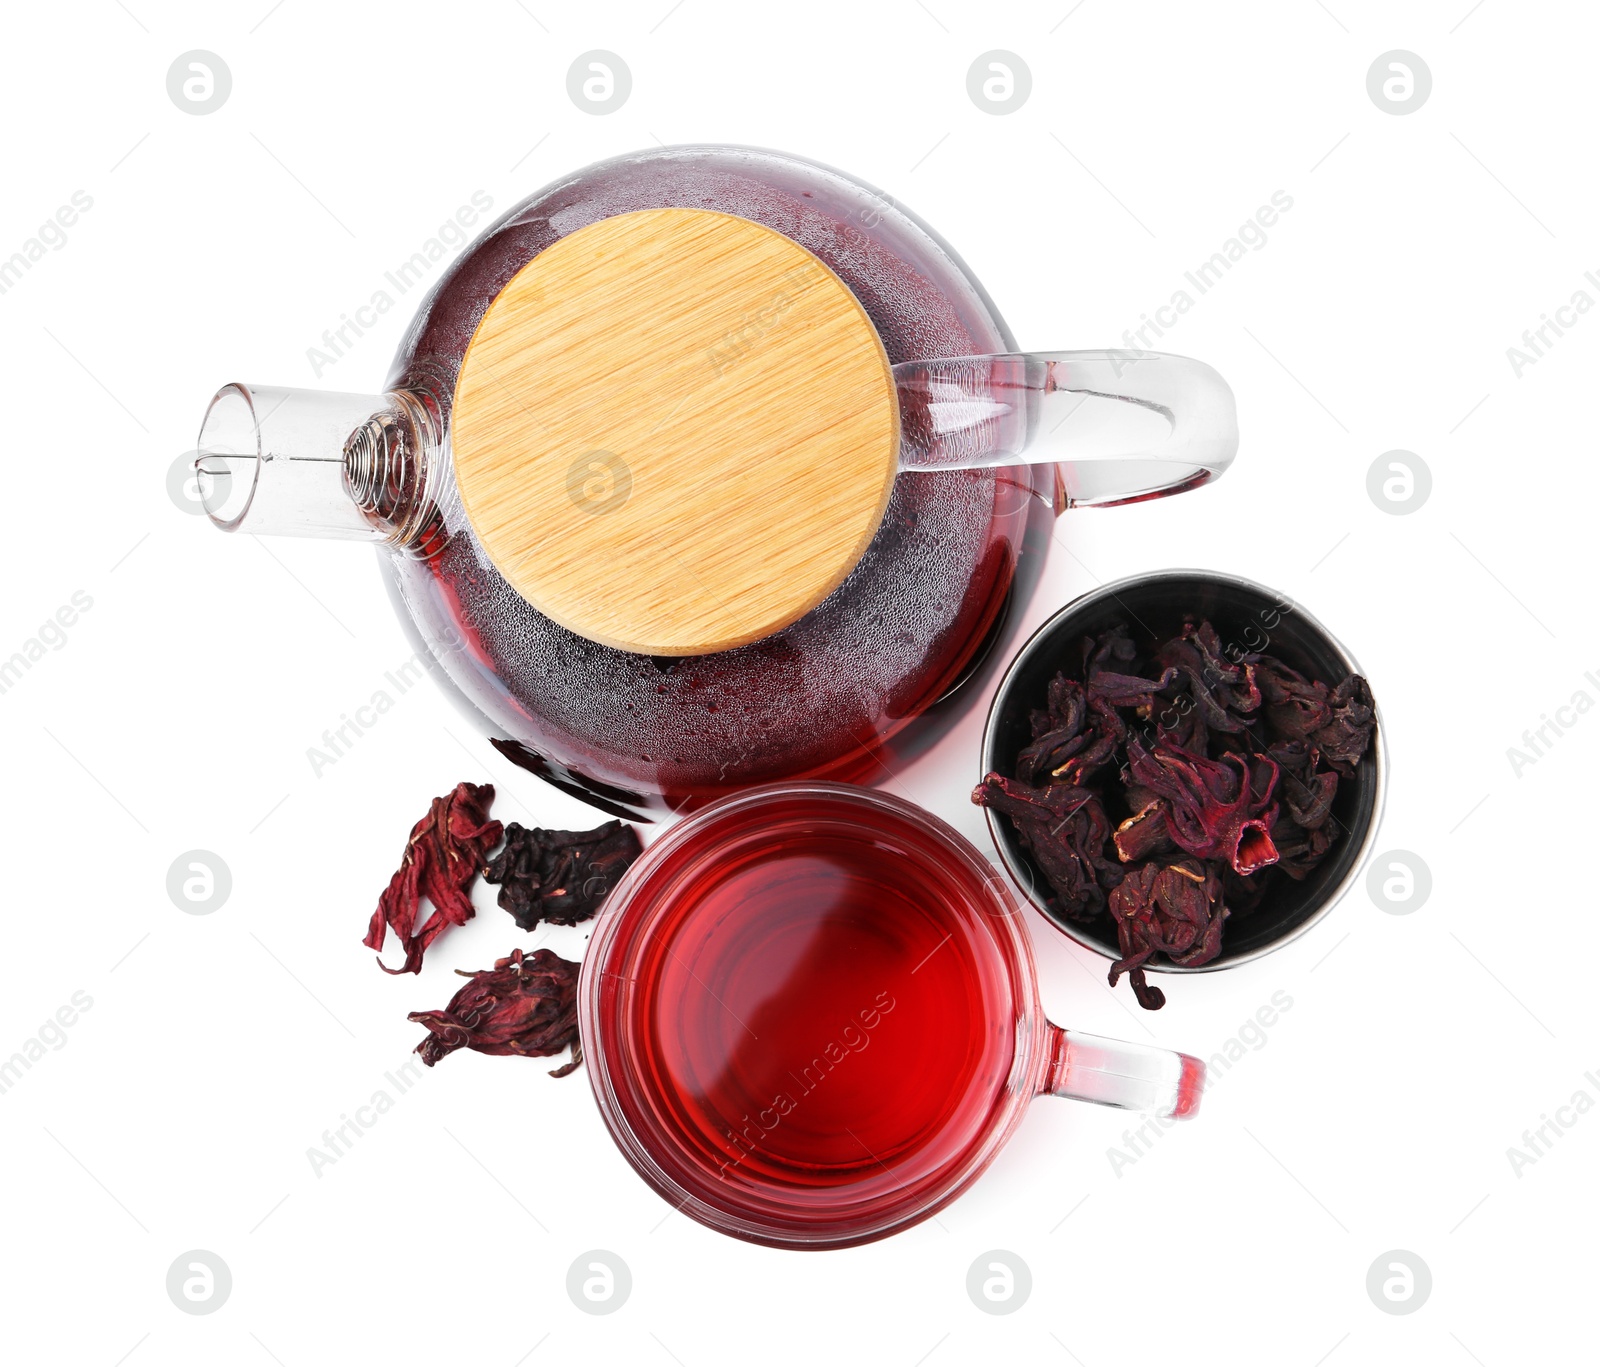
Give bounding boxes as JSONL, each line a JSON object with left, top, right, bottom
{"left": 1084, "top": 624, "right": 1140, "bottom": 677}
{"left": 972, "top": 774, "right": 1116, "bottom": 922}
{"left": 1042, "top": 672, "right": 1088, "bottom": 734}
{"left": 1016, "top": 677, "right": 1126, "bottom": 787}
{"left": 1088, "top": 667, "right": 1180, "bottom": 711}
{"left": 1113, "top": 799, "right": 1174, "bottom": 862}
{"left": 1256, "top": 657, "right": 1331, "bottom": 741}
{"left": 1086, "top": 659, "right": 1180, "bottom": 712}
{"left": 1267, "top": 807, "right": 1337, "bottom": 880}
{"left": 1107, "top": 858, "right": 1228, "bottom": 1009}
{"left": 1049, "top": 699, "right": 1126, "bottom": 787}
{"left": 1153, "top": 693, "right": 1211, "bottom": 754}
{"left": 1187, "top": 621, "right": 1261, "bottom": 705}
{"left": 1017, "top": 724, "right": 1091, "bottom": 787}
{"left": 1313, "top": 675, "right": 1377, "bottom": 777}
{"left": 1017, "top": 675, "right": 1090, "bottom": 785}
{"left": 1106, "top": 865, "right": 1164, "bottom": 1009}
{"left": 482, "top": 820, "right": 643, "bottom": 930}
{"left": 408, "top": 948, "right": 582, "bottom": 1076}
{"left": 364, "top": 782, "right": 503, "bottom": 975}
{"left": 1221, "top": 866, "right": 1269, "bottom": 918}
{"left": 1267, "top": 739, "right": 1340, "bottom": 830}
{"left": 1126, "top": 739, "right": 1281, "bottom": 875}
{"left": 1156, "top": 622, "right": 1260, "bottom": 734}
{"left": 1151, "top": 860, "right": 1227, "bottom": 966}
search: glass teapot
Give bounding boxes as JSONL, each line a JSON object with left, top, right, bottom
{"left": 195, "top": 145, "right": 1236, "bottom": 819}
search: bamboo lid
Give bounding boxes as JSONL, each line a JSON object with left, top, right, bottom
{"left": 451, "top": 207, "right": 900, "bottom": 657}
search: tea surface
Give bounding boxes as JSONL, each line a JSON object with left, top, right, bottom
{"left": 631, "top": 829, "right": 1016, "bottom": 1189}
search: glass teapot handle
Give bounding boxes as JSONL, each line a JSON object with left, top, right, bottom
{"left": 893, "top": 350, "right": 1237, "bottom": 508}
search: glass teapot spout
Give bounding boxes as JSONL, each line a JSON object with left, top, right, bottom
{"left": 194, "top": 382, "right": 443, "bottom": 544}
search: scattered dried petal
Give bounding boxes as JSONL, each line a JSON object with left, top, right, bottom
{"left": 482, "top": 820, "right": 643, "bottom": 930}
{"left": 364, "top": 782, "right": 503, "bottom": 975}
{"left": 408, "top": 948, "right": 582, "bottom": 1076}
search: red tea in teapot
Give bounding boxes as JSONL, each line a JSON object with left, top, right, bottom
{"left": 383, "top": 147, "right": 1044, "bottom": 816}
{"left": 196, "top": 146, "right": 1235, "bottom": 821}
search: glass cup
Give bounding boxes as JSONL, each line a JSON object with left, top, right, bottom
{"left": 580, "top": 781, "right": 1204, "bottom": 1249}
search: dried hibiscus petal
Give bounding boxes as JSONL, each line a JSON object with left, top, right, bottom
{"left": 1113, "top": 798, "right": 1174, "bottom": 862}
{"left": 1035, "top": 671, "right": 1088, "bottom": 738}
{"left": 1267, "top": 739, "right": 1339, "bottom": 830}
{"left": 973, "top": 774, "right": 1118, "bottom": 922}
{"left": 1267, "top": 806, "right": 1338, "bottom": 880}
{"left": 976, "top": 616, "right": 1378, "bottom": 1010}
{"left": 1313, "top": 674, "right": 1377, "bottom": 777}
{"left": 1156, "top": 621, "right": 1261, "bottom": 733}
{"left": 1017, "top": 676, "right": 1129, "bottom": 789}
{"left": 1108, "top": 859, "right": 1228, "bottom": 1009}
{"left": 1017, "top": 676, "right": 1090, "bottom": 785}
{"left": 1126, "top": 738, "right": 1281, "bottom": 876}
{"left": 364, "top": 782, "right": 503, "bottom": 975}
{"left": 1256, "top": 657, "right": 1331, "bottom": 741}
{"left": 409, "top": 948, "right": 582, "bottom": 1076}
{"left": 482, "top": 820, "right": 643, "bottom": 930}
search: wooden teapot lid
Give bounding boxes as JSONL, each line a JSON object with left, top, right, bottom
{"left": 451, "top": 207, "right": 900, "bottom": 656}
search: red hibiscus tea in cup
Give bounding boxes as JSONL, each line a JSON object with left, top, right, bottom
{"left": 581, "top": 783, "right": 1204, "bottom": 1248}
{"left": 629, "top": 809, "right": 1016, "bottom": 1186}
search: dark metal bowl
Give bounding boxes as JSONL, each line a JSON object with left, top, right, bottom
{"left": 979, "top": 570, "right": 1385, "bottom": 970}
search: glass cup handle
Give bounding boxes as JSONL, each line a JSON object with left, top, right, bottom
{"left": 893, "top": 350, "right": 1238, "bottom": 508}
{"left": 1042, "top": 1025, "right": 1205, "bottom": 1119}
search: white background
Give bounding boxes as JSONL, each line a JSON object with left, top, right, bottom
{"left": 1, "top": 1, "right": 1595, "bottom": 1363}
